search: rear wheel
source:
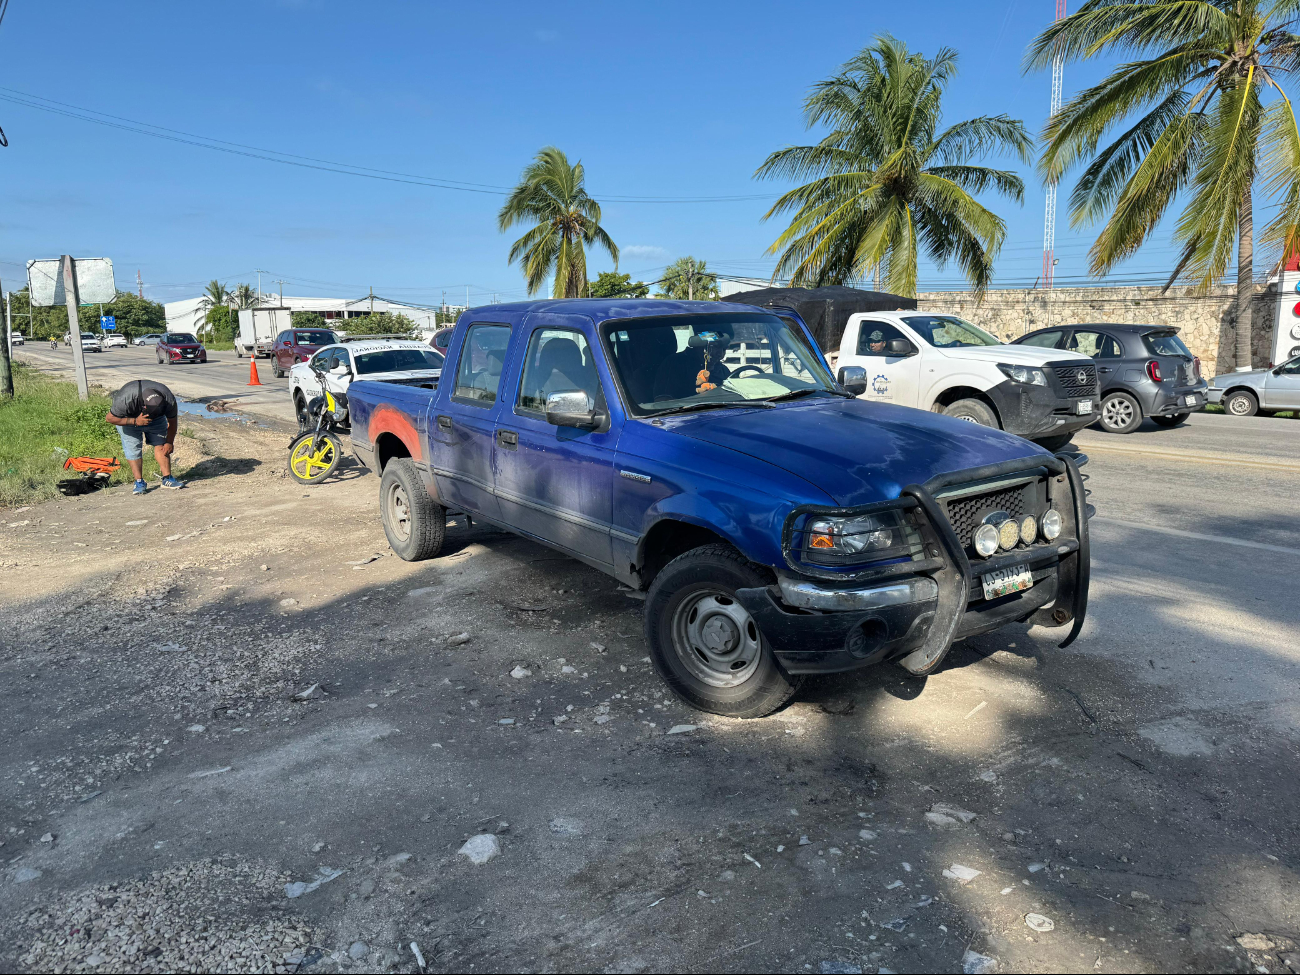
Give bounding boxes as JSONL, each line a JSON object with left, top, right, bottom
{"left": 272, "top": 361, "right": 285, "bottom": 379}
{"left": 1099, "top": 391, "right": 1142, "bottom": 433}
{"left": 1151, "top": 412, "right": 1189, "bottom": 428}
{"left": 1223, "top": 389, "right": 1258, "bottom": 417}
{"left": 380, "top": 458, "right": 446, "bottom": 561}
{"left": 942, "top": 398, "right": 1000, "bottom": 428}
{"left": 645, "top": 544, "right": 801, "bottom": 718}
{"left": 287, "top": 432, "right": 341, "bottom": 484}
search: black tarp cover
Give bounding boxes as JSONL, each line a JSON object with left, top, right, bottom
{"left": 723, "top": 285, "right": 916, "bottom": 352}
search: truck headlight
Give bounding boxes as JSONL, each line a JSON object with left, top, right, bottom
{"left": 973, "top": 524, "right": 999, "bottom": 557}
{"left": 802, "top": 509, "right": 922, "bottom": 566}
{"left": 1019, "top": 515, "right": 1038, "bottom": 545}
{"left": 997, "top": 363, "right": 1048, "bottom": 386}
{"left": 1040, "top": 509, "right": 1062, "bottom": 540}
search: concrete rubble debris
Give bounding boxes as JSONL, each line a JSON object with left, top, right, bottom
{"left": 886, "top": 879, "right": 903, "bottom": 890}
{"left": 1025, "top": 912, "right": 1055, "bottom": 932}
{"left": 943, "top": 864, "right": 982, "bottom": 884}
{"left": 667, "top": 724, "right": 697, "bottom": 735}
{"left": 14, "top": 867, "right": 43, "bottom": 883}
{"left": 509, "top": 665, "right": 532, "bottom": 679}
{"left": 925, "top": 811, "right": 960, "bottom": 828}
{"left": 1027, "top": 862, "right": 1047, "bottom": 873}
{"left": 962, "top": 948, "right": 999, "bottom": 974}
{"left": 283, "top": 866, "right": 344, "bottom": 899}
{"left": 1236, "top": 934, "right": 1274, "bottom": 951}
{"left": 498, "top": 718, "right": 515, "bottom": 725}
{"left": 859, "top": 829, "right": 878, "bottom": 841}
{"left": 931, "top": 802, "right": 977, "bottom": 822}
{"left": 349, "top": 941, "right": 369, "bottom": 960}
{"left": 186, "top": 724, "right": 206, "bottom": 733}
{"left": 293, "top": 683, "right": 326, "bottom": 700}
{"left": 458, "top": 833, "right": 501, "bottom": 865}
{"left": 279, "top": 598, "right": 298, "bottom": 607}
{"left": 39, "top": 832, "right": 54, "bottom": 843}
{"left": 410, "top": 941, "right": 427, "bottom": 968}
{"left": 447, "top": 632, "right": 472, "bottom": 646}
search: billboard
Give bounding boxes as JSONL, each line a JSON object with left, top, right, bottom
{"left": 27, "top": 258, "right": 116, "bottom": 306}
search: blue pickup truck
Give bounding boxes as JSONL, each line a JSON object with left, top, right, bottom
{"left": 347, "top": 299, "right": 1089, "bottom": 717}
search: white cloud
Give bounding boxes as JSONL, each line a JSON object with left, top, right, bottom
{"left": 622, "top": 245, "right": 668, "bottom": 261}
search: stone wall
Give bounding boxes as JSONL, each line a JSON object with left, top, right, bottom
{"left": 915, "top": 284, "right": 1278, "bottom": 377}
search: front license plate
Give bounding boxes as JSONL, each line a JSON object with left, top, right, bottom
{"left": 1184, "top": 394, "right": 1198, "bottom": 406}
{"left": 1076, "top": 400, "right": 1093, "bottom": 414}
{"left": 982, "top": 564, "right": 1033, "bottom": 600}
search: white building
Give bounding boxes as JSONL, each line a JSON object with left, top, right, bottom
{"left": 164, "top": 294, "right": 463, "bottom": 338}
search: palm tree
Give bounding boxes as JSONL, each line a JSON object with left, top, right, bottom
{"left": 192, "top": 279, "right": 232, "bottom": 335}
{"left": 1027, "top": 0, "right": 1300, "bottom": 371}
{"left": 232, "top": 283, "right": 259, "bottom": 310}
{"left": 755, "top": 36, "right": 1033, "bottom": 298}
{"left": 498, "top": 147, "right": 618, "bottom": 298}
{"left": 658, "top": 257, "right": 719, "bottom": 300}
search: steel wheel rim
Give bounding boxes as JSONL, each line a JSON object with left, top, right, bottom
{"left": 956, "top": 414, "right": 979, "bottom": 423}
{"left": 386, "top": 480, "right": 412, "bottom": 541}
{"left": 1228, "top": 395, "right": 1251, "bottom": 416}
{"left": 1103, "top": 397, "right": 1133, "bottom": 428}
{"left": 670, "top": 589, "right": 762, "bottom": 688}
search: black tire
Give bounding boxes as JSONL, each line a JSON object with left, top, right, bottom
{"left": 294, "top": 394, "right": 311, "bottom": 432}
{"left": 1098, "top": 391, "right": 1142, "bottom": 433}
{"left": 644, "top": 543, "right": 801, "bottom": 718}
{"left": 1223, "top": 389, "right": 1258, "bottom": 417}
{"left": 272, "top": 362, "right": 285, "bottom": 379}
{"left": 1034, "top": 432, "right": 1074, "bottom": 451}
{"left": 287, "top": 431, "right": 342, "bottom": 484}
{"left": 380, "top": 458, "right": 445, "bottom": 561}
{"left": 942, "top": 397, "right": 1000, "bottom": 428}
{"left": 1151, "top": 412, "right": 1189, "bottom": 428}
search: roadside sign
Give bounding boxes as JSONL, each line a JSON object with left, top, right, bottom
{"left": 100, "top": 316, "right": 116, "bottom": 330}
{"left": 26, "top": 257, "right": 115, "bottom": 306}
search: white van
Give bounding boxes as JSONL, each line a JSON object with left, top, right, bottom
{"left": 833, "top": 311, "right": 1099, "bottom": 449}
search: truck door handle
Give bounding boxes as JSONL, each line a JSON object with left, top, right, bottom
{"left": 437, "top": 415, "right": 452, "bottom": 431}
{"left": 496, "top": 429, "right": 518, "bottom": 450}
{"left": 1098, "top": 367, "right": 1113, "bottom": 373}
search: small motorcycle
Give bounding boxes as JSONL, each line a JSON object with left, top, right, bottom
{"left": 287, "top": 362, "right": 350, "bottom": 484}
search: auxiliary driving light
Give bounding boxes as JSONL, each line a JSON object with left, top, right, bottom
{"left": 973, "top": 523, "right": 1000, "bottom": 558}
{"left": 997, "top": 518, "right": 1020, "bottom": 550}
{"left": 1040, "top": 508, "right": 1062, "bottom": 541}
{"left": 1019, "top": 514, "right": 1038, "bottom": 545}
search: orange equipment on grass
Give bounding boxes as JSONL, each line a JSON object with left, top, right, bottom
{"left": 63, "top": 457, "right": 122, "bottom": 475}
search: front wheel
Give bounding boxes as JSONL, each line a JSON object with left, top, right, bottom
{"left": 645, "top": 543, "right": 801, "bottom": 718}
{"left": 288, "top": 431, "right": 342, "bottom": 484}
{"left": 942, "top": 398, "right": 1000, "bottom": 428}
{"left": 379, "top": 458, "right": 445, "bottom": 561}
{"left": 1151, "top": 412, "right": 1189, "bottom": 428}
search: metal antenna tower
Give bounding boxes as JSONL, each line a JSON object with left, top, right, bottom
{"left": 1043, "top": 0, "right": 1066, "bottom": 289}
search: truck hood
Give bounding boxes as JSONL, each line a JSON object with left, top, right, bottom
{"left": 932, "top": 344, "right": 1090, "bottom": 367}
{"left": 667, "top": 398, "right": 1050, "bottom": 507}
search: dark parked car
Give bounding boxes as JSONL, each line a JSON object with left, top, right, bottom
{"left": 156, "top": 332, "right": 207, "bottom": 365}
{"left": 1013, "top": 324, "right": 1207, "bottom": 433}
{"left": 271, "top": 328, "right": 339, "bottom": 378}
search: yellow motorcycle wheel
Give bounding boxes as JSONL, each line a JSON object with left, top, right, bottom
{"left": 288, "top": 432, "right": 342, "bottom": 484}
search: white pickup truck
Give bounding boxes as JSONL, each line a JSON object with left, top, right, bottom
{"left": 832, "top": 311, "right": 1100, "bottom": 450}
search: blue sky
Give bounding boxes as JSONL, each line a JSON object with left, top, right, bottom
{"left": 0, "top": 0, "right": 1192, "bottom": 307}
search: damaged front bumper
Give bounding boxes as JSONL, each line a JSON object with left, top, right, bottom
{"left": 736, "top": 454, "right": 1090, "bottom": 676}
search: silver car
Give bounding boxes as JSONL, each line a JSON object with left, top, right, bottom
{"left": 1207, "top": 355, "right": 1300, "bottom": 415}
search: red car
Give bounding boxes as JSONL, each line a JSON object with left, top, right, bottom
{"left": 156, "top": 332, "right": 208, "bottom": 365}
{"left": 430, "top": 326, "right": 454, "bottom": 353}
{"left": 271, "top": 328, "right": 340, "bottom": 378}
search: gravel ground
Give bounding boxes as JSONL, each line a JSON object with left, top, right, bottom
{"left": 1, "top": 416, "right": 1298, "bottom": 974}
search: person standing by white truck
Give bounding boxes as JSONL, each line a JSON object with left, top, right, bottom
{"left": 833, "top": 312, "right": 1098, "bottom": 450}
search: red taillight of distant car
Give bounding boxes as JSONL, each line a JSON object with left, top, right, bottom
{"left": 1146, "top": 359, "right": 1163, "bottom": 382}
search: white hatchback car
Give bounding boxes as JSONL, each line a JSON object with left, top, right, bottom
{"left": 289, "top": 339, "right": 444, "bottom": 428}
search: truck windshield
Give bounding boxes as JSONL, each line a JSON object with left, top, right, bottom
{"left": 601, "top": 313, "right": 836, "bottom": 416}
{"left": 355, "top": 348, "right": 445, "bottom": 374}
{"left": 902, "top": 315, "right": 1001, "bottom": 348}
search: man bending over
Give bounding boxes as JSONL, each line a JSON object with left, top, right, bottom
{"left": 105, "top": 379, "right": 186, "bottom": 494}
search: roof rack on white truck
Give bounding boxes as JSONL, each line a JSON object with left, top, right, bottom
{"left": 833, "top": 311, "right": 1100, "bottom": 450}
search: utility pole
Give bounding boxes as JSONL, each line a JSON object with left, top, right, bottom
{"left": 275, "top": 279, "right": 286, "bottom": 306}
{"left": 0, "top": 279, "right": 14, "bottom": 399}
{"left": 1042, "top": 0, "right": 1066, "bottom": 290}
{"left": 61, "top": 256, "right": 90, "bottom": 401}
{"left": 136, "top": 269, "right": 143, "bottom": 298}
{"left": 369, "top": 287, "right": 374, "bottom": 315}
{"left": 255, "top": 268, "right": 267, "bottom": 306}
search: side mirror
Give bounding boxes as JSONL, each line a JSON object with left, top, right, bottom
{"left": 837, "top": 365, "right": 868, "bottom": 396}
{"left": 329, "top": 363, "right": 351, "bottom": 377}
{"left": 886, "top": 338, "right": 915, "bottom": 356}
{"left": 545, "top": 390, "right": 604, "bottom": 429}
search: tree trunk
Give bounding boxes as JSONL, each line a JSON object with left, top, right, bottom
{"left": 1235, "top": 183, "right": 1253, "bottom": 371}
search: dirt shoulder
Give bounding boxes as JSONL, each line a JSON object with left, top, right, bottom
{"left": 0, "top": 420, "right": 1296, "bottom": 974}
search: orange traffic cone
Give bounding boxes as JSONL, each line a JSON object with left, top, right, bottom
{"left": 247, "top": 356, "right": 263, "bottom": 386}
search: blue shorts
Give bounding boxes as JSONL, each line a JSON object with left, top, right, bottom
{"left": 118, "top": 416, "right": 170, "bottom": 461}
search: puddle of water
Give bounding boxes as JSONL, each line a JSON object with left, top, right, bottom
{"left": 176, "top": 400, "right": 259, "bottom": 423}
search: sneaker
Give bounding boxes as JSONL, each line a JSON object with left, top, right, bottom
{"left": 132, "top": 479, "right": 147, "bottom": 495}
{"left": 159, "top": 475, "right": 186, "bottom": 490}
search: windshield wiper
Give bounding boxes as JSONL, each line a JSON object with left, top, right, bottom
{"left": 647, "top": 400, "right": 776, "bottom": 417}
{"left": 767, "top": 387, "right": 853, "bottom": 402}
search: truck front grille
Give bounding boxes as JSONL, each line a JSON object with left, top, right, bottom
{"left": 1050, "top": 362, "right": 1098, "bottom": 397}
{"left": 940, "top": 479, "right": 1044, "bottom": 550}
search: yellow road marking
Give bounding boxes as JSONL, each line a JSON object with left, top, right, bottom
{"left": 1078, "top": 440, "right": 1300, "bottom": 474}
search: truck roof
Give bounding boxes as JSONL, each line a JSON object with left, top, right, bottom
{"left": 460, "top": 298, "right": 788, "bottom": 321}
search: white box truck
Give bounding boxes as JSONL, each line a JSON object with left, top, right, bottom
{"left": 236, "top": 307, "right": 292, "bottom": 358}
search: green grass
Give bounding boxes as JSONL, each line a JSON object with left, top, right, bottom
{"left": 0, "top": 363, "right": 166, "bottom": 506}
{"left": 204, "top": 340, "right": 236, "bottom": 351}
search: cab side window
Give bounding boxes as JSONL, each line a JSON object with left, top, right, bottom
{"left": 856, "top": 321, "right": 908, "bottom": 355}
{"left": 517, "top": 329, "right": 605, "bottom": 414}
{"left": 1020, "top": 330, "right": 1064, "bottom": 349}
{"left": 453, "top": 324, "right": 512, "bottom": 405}
{"left": 1070, "top": 331, "right": 1122, "bottom": 359}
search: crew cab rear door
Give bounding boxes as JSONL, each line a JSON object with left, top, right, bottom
{"left": 492, "top": 315, "right": 619, "bottom": 569}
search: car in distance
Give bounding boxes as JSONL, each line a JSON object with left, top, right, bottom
{"left": 9, "top": 332, "right": 23, "bottom": 346}
{"left": 1013, "top": 323, "right": 1207, "bottom": 433}
{"left": 134, "top": 333, "right": 163, "bottom": 346}
{"left": 1206, "top": 354, "right": 1300, "bottom": 416}
{"left": 832, "top": 312, "right": 1098, "bottom": 451}
{"left": 270, "top": 328, "right": 340, "bottom": 378}
{"left": 78, "top": 333, "right": 103, "bottom": 353}
{"left": 429, "top": 326, "right": 454, "bottom": 353}
{"left": 156, "top": 332, "right": 207, "bottom": 365}
{"left": 346, "top": 298, "right": 1090, "bottom": 718}
{"left": 102, "top": 333, "right": 128, "bottom": 350}
{"left": 289, "top": 339, "right": 444, "bottom": 430}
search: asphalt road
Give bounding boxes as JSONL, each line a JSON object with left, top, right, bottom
{"left": 2, "top": 359, "right": 1299, "bottom": 973}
